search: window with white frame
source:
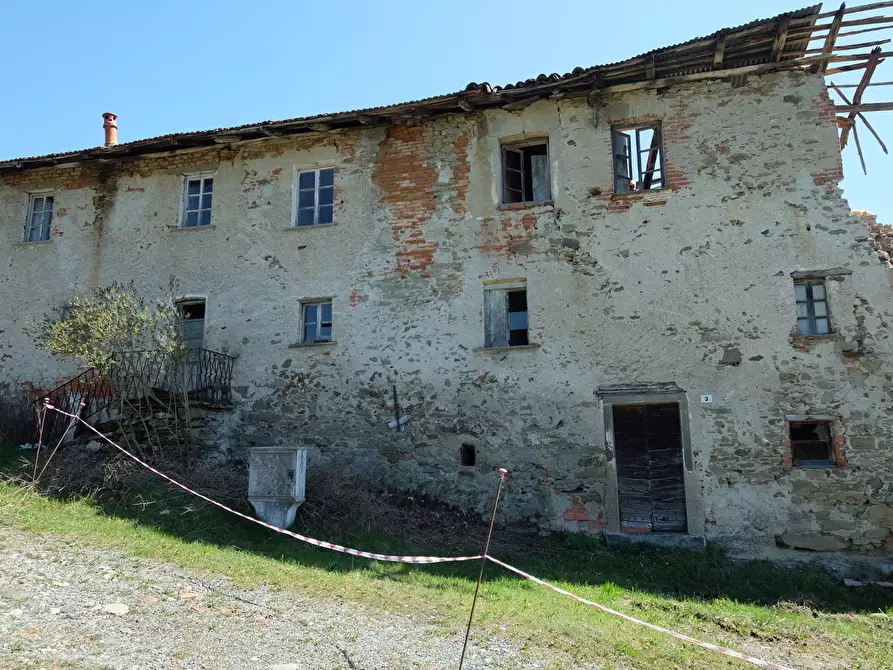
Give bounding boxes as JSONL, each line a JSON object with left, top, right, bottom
{"left": 302, "top": 300, "right": 333, "bottom": 344}
{"left": 295, "top": 168, "right": 335, "bottom": 227}
{"left": 181, "top": 175, "right": 214, "bottom": 227}
{"left": 25, "top": 194, "right": 54, "bottom": 242}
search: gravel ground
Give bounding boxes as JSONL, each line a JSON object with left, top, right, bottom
{"left": 0, "top": 526, "right": 594, "bottom": 670}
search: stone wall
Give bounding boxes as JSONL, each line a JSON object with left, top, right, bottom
{"left": 2, "top": 69, "right": 893, "bottom": 555}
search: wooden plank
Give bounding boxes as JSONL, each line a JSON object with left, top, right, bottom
{"left": 817, "top": 0, "right": 893, "bottom": 19}
{"left": 853, "top": 122, "right": 869, "bottom": 174}
{"left": 833, "top": 79, "right": 893, "bottom": 87}
{"left": 713, "top": 33, "right": 727, "bottom": 69}
{"left": 835, "top": 24, "right": 893, "bottom": 39}
{"left": 771, "top": 17, "right": 791, "bottom": 62}
{"left": 834, "top": 101, "right": 893, "bottom": 113}
{"left": 826, "top": 61, "right": 879, "bottom": 75}
{"left": 804, "top": 37, "right": 890, "bottom": 53}
{"left": 483, "top": 289, "right": 507, "bottom": 348}
{"left": 642, "top": 131, "right": 661, "bottom": 190}
{"left": 815, "top": 3, "right": 847, "bottom": 74}
{"left": 829, "top": 81, "right": 888, "bottom": 153}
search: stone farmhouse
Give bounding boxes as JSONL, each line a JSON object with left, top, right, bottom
{"left": 2, "top": 4, "right": 893, "bottom": 556}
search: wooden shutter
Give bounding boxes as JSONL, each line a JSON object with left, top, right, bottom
{"left": 181, "top": 318, "right": 205, "bottom": 349}
{"left": 613, "top": 131, "right": 632, "bottom": 193}
{"left": 530, "top": 154, "right": 550, "bottom": 202}
{"left": 484, "top": 289, "right": 508, "bottom": 348}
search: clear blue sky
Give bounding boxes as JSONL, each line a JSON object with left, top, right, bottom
{"left": 2, "top": 0, "right": 890, "bottom": 220}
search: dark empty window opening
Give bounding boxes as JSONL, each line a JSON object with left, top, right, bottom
{"left": 612, "top": 124, "right": 664, "bottom": 193}
{"left": 790, "top": 421, "right": 833, "bottom": 466}
{"left": 794, "top": 281, "right": 831, "bottom": 336}
{"left": 177, "top": 299, "right": 206, "bottom": 349}
{"left": 507, "top": 290, "right": 529, "bottom": 346}
{"left": 502, "top": 142, "right": 551, "bottom": 204}
{"left": 460, "top": 443, "right": 476, "bottom": 467}
{"left": 484, "top": 285, "right": 529, "bottom": 348}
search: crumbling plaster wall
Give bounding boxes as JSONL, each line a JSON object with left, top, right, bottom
{"left": 2, "top": 69, "right": 892, "bottom": 553}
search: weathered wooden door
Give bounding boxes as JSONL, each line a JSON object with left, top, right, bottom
{"left": 613, "top": 403, "right": 687, "bottom": 533}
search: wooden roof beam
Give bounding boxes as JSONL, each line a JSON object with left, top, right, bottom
{"left": 713, "top": 33, "right": 727, "bottom": 69}
{"left": 771, "top": 17, "right": 791, "bottom": 61}
{"left": 804, "top": 38, "right": 890, "bottom": 53}
{"left": 829, "top": 81, "right": 888, "bottom": 153}
{"left": 816, "top": 0, "right": 893, "bottom": 19}
{"left": 838, "top": 47, "right": 884, "bottom": 149}
{"left": 814, "top": 3, "right": 846, "bottom": 73}
{"left": 834, "top": 101, "right": 893, "bottom": 112}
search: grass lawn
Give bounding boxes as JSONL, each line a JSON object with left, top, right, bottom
{"left": 1, "top": 457, "right": 892, "bottom": 669}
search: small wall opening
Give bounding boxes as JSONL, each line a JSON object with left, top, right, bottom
{"left": 460, "top": 443, "right": 476, "bottom": 467}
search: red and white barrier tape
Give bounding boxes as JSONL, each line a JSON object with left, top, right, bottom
{"left": 485, "top": 555, "right": 795, "bottom": 670}
{"left": 43, "top": 404, "right": 481, "bottom": 565}
{"left": 45, "top": 403, "right": 795, "bottom": 668}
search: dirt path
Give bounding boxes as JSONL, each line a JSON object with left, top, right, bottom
{"left": 0, "top": 526, "right": 596, "bottom": 670}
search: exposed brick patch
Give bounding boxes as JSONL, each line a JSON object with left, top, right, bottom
{"left": 589, "top": 101, "right": 694, "bottom": 212}
{"left": 810, "top": 88, "right": 844, "bottom": 187}
{"left": 372, "top": 126, "right": 439, "bottom": 275}
{"left": 563, "top": 504, "right": 589, "bottom": 521}
{"left": 833, "top": 434, "right": 848, "bottom": 467}
{"left": 476, "top": 212, "right": 541, "bottom": 257}
{"left": 449, "top": 130, "right": 471, "bottom": 216}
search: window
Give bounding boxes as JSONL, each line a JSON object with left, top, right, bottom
{"left": 794, "top": 281, "right": 831, "bottom": 336}
{"left": 303, "top": 301, "right": 333, "bottom": 344}
{"left": 295, "top": 168, "right": 334, "bottom": 227}
{"left": 176, "top": 299, "right": 206, "bottom": 349}
{"left": 789, "top": 421, "right": 833, "bottom": 466}
{"left": 484, "top": 283, "right": 528, "bottom": 348}
{"left": 460, "top": 443, "right": 476, "bottom": 467}
{"left": 612, "top": 123, "right": 664, "bottom": 193}
{"left": 25, "top": 194, "right": 53, "bottom": 242}
{"left": 181, "top": 176, "right": 213, "bottom": 227}
{"left": 502, "top": 141, "right": 550, "bottom": 204}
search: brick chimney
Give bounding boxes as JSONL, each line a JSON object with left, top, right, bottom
{"left": 102, "top": 112, "right": 118, "bottom": 147}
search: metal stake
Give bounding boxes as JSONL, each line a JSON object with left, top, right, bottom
{"left": 458, "top": 467, "right": 508, "bottom": 670}
{"left": 32, "top": 402, "right": 47, "bottom": 485}
{"left": 392, "top": 384, "right": 401, "bottom": 430}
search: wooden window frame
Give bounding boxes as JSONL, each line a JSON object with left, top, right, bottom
{"left": 24, "top": 192, "right": 54, "bottom": 242}
{"left": 611, "top": 123, "right": 665, "bottom": 193}
{"left": 301, "top": 299, "right": 334, "bottom": 344}
{"left": 789, "top": 419, "right": 834, "bottom": 467}
{"left": 180, "top": 173, "right": 215, "bottom": 228}
{"left": 794, "top": 280, "right": 832, "bottom": 336}
{"left": 483, "top": 280, "right": 529, "bottom": 348}
{"left": 293, "top": 167, "right": 335, "bottom": 227}
{"left": 175, "top": 298, "right": 207, "bottom": 349}
{"left": 500, "top": 140, "right": 551, "bottom": 205}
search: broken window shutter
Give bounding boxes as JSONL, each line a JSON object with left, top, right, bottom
{"left": 484, "top": 289, "right": 508, "bottom": 348}
{"left": 503, "top": 148, "right": 524, "bottom": 203}
{"left": 613, "top": 131, "right": 632, "bottom": 193}
{"left": 530, "top": 154, "right": 550, "bottom": 202}
{"left": 181, "top": 318, "right": 205, "bottom": 349}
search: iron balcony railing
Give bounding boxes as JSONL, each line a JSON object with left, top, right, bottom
{"left": 37, "top": 348, "right": 235, "bottom": 443}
